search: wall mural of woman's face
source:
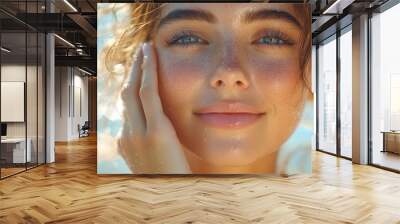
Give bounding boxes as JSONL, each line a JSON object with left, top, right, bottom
{"left": 154, "top": 3, "right": 307, "bottom": 168}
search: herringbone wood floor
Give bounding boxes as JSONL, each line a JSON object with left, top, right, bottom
{"left": 1, "top": 135, "right": 400, "bottom": 224}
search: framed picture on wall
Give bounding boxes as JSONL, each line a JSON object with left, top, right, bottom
{"left": 1, "top": 81, "right": 25, "bottom": 122}
{"left": 97, "top": 2, "right": 313, "bottom": 175}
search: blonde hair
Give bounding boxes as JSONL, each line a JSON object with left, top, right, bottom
{"left": 101, "top": 2, "right": 311, "bottom": 91}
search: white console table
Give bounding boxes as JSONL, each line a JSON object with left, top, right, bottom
{"left": 1, "top": 138, "right": 31, "bottom": 163}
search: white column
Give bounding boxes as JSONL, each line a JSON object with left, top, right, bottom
{"left": 46, "top": 33, "right": 55, "bottom": 163}
{"left": 352, "top": 14, "right": 369, "bottom": 164}
{"left": 45, "top": 0, "right": 56, "bottom": 163}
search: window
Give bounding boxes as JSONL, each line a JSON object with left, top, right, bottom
{"left": 317, "top": 35, "right": 337, "bottom": 155}
{"left": 370, "top": 2, "right": 400, "bottom": 171}
{"left": 339, "top": 28, "right": 352, "bottom": 158}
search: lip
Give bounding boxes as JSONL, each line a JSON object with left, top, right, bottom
{"left": 194, "top": 102, "right": 265, "bottom": 128}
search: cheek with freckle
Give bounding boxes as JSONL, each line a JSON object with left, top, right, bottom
{"left": 247, "top": 55, "right": 306, "bottom": 162}
{"left": 157, "top": 50, "right": 210, "bottom": 122}
{"left": 250, "top": 56, "right": 303, "bottom": 102}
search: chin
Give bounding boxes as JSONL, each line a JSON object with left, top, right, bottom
{"left": 178, "top": 122, "right": 276, "bottom": 166}
{"left": 189, "top": 140, "right": 267, "bottom": 166}
{"left": 203, "top": 153, "right": 260, "bottom": 167}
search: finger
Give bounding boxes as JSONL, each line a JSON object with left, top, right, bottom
{"left": 121, "top": 44, "right": 146, "bottom": 135}
{"left": 139, "top": 42, "right": 166, "bottom": 133}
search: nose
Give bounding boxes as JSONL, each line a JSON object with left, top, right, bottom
{"left": 210, "top": 46, "right": 249, "bottom": 90}
{"left": 210, "top": 70, "right": 249, "bottom": 89}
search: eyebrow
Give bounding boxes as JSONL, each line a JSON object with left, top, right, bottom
{"left": 157, "top": 8, "right": 302, "bottom": 30}
{"left": 158, "top": 9, "right": 216, "bottom": 29}
{"left": 242, "top": 9, "right": 302, "bottom": 29}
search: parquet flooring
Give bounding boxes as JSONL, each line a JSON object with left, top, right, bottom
{"left": 1, "top": 167, "right": 26, "bottom": 178}
{"left": 1, "top": 134, "right": 400, "bottom": 223}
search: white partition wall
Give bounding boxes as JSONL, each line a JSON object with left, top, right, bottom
{"left": 1, "top": 32, "right": 28, "bottom": 177}
{"left": 0, "top": 0, "right": 47, "bottom": 179}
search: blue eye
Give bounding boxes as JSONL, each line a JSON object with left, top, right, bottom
{"left": 253, "top": 31, "right": 293, "bottom": 46}
{"left": 168, "top": 32, "right": 208, "bottom": 47}
{"left": 175, "top": 35, "right": 204, "bottom": 45}
{"left": 256, "top": 36, "right": 287, "bottom": 45}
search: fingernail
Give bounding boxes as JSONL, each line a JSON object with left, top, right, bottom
{"left": 142, "top": 42, "right": 150, "bottom": 59}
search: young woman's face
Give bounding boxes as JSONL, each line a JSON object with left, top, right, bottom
{"left": 153, "top": 3, "right": 308, "bottom": 167}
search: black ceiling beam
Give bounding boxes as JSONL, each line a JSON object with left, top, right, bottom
{"left": 67, "top": 13, "right": 96, "bottom": 39}
{"left": 0, "top": 7, "right": 38, "bottom": 31}
{"left": 0, "top": 18, "right": 27, "bottom": 31}
{"left": 55, "top": 55, "right": 96, "bottom": 73}
{"left": 12, "top": 13, "right": 84, "bottom": 32}
{"left": 86, "top": 0, "right": 97, "bottom": 12}
{"left": 55, "top": 47, "right": 96, "bottom": 57}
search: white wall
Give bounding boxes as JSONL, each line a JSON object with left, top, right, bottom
{"left": 1, "top": 65, "right": 37, "bottom": 138}
{"left": 55, "top": 67, "right": 69, "bottom": 141}
{"left": 1, "top": 63, "right": 46, "bottom": 164}
{"left": 1, "top": 65, "right": 26, "bottom": 141}
{"left": 72, "top": 73, "right": 89, "bottom": 138}
{"left": 54, "top": 67, "right": 89, "bottom": 141}
{"left": 1, "top": 65, "right": 26, "bottom": 132}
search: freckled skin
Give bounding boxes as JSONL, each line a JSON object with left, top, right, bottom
{"left": 153, "top": 3, "right": 309, "bottom": 171}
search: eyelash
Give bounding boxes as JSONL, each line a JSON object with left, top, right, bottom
{"left": 252, "top": 31, "right": 293, "bottom": 46}
{"left": 167, "top": 31, "right": 208, "bottom": 47}
{"left": 167, "top": 30, "right": 293, "bottom": 47}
